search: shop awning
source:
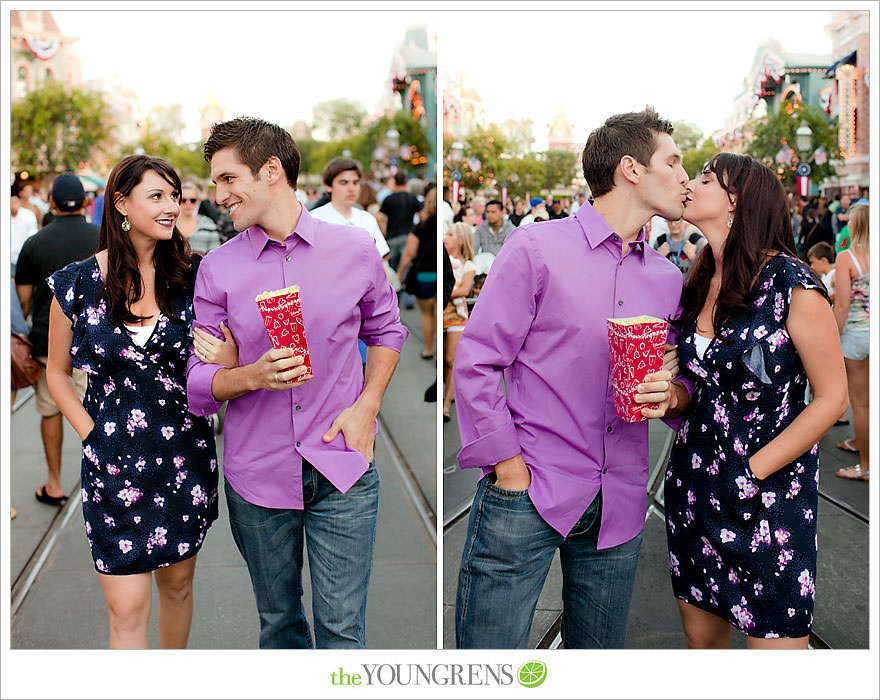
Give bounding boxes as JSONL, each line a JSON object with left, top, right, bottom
{"left": 825, "top": 50, "right": 857, "bottom": 78}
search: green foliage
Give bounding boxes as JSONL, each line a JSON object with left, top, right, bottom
{"left": 118, "top": 133, "right": 210, "bottom": 180}
{"left": 743, "top": 102, "right": 839, "bottom": 190}
{"left": 12, "top": 79, "right": 114, "bottom": 176}
{"left": 443, "top": 123, "right": 510, "bottom": 193}
{"left": 682, "top": 137, "right": 718, "bottom": 181}
{"left": 670, "top": 120, "right": 704, "bottom": 153}
{"left": 298, "top": 112, "right": 431, "bottom": 181}
{"left": 541, "top": 150, "right": 578, "bottom": 192}
{"left": 312, "top": 98, "right": 368, "bottom": 141}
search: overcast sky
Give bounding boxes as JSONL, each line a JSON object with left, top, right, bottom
{"left": 439, "top": 9, "right": 836, "bottom": 150}
{"left": 52, "top": 9, "right": 434, "bottom": 142}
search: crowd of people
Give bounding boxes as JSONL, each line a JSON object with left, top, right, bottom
{"left": 446, "top": 107, "right": 868, "bottom": 651}
{"left": 9, "top": 118, "right": 433, "bottom": 649}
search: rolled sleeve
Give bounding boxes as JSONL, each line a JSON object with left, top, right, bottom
{"left": 358, "top": 238, "right": 408, "bottom": 351}
{"left": 185, "top": 262, "right": 226, "bottom": 417}
{"left": 454, "top": 232, "right": 540, "bottom": 469}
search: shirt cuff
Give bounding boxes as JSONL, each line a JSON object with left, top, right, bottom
{"left": 457, "top": 422, "right": 522, "bottom": 470}
{"left": 186, "top": 359, "right": 224, "bottom": 417}
{"left": 661, "top": 374, "right": 695, "bottom": 433}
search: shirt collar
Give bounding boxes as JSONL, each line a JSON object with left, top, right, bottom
{"left": 575, "top": 200, "right": 648, "bottom": 265}
{"left": 245, "top": 204, "right": 317, "bottom": 258}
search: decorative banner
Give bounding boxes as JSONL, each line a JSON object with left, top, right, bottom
{"left": 451, "top": 169, "right": 462, "bottom": 203}
{"left": 775, "top": 145, "right": 793, "bottom": 164}
{"left": 818, "top": 85, "right": 834, "bottom": 115}
{"left": 23, "top": 36, "right": 60, "bottom": 61}
{"left": 466, "top": 157, "right": 481, "bottom": 172}
{"left": 796, "top": 163, "right": 811, "bottom": 197}
{"left": 813, "top": 147, "right": 827, "bottom": 166}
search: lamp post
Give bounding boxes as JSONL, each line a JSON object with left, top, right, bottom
{"left": 386, "top": 127, "right": 400, "bottom": 176}
{"left": 449, "top": 140, "right": 464, "bottom": 204}
{"left": 795, "top": 120, "right": 813, "bottom": 198}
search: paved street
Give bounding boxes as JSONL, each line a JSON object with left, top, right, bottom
{"left": 443, "top": 405, "right": 869, "bottom": 649}
{"left": 9, "top": 303, "right": 437, "bottom": 650}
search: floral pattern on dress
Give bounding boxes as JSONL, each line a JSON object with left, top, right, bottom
{"left": 49, "top": 256, "right": 218, "bottom": 575}
{"left": 665, "top": 254, "right": 828, "bottom": 638}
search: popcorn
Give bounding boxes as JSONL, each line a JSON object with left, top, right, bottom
{"left": 255, "top": 285, "right": 314, "bottom": 381}
{"left": 607, "top": 315, "right": 669, "bottom": 422}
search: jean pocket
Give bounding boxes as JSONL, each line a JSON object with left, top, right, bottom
{"left": 486, "top": 479, "right": 530, "bottom": 498}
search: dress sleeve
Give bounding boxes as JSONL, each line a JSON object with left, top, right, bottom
{"left": 47, "top": 260, "right": 86, "bottom": 324}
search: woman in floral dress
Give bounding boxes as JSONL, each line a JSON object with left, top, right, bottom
{"left": 664, "top": 154, "right": 847, "bottom": 648}
{"left": 46, "top": 155, "right": 237, "bottom": 648}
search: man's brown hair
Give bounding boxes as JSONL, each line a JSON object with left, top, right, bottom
{"left": 204, "top": 117, "right": 300, "bottom": 189}
{"left": 581, "top": 106, "right": 674, "bottom": 198}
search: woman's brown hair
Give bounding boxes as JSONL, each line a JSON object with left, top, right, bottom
{"left": 99, "top": 154, "right": 192, "bottom": 327}
{"left": 676, "top": 153, "right": 798, "bottom": 332}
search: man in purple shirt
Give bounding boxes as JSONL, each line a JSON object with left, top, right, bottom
{"left": 186, "top": 118, "right": 408, "bottom": 648}
{"left": 453, "top": 107, "right": 691, "bottom": 648}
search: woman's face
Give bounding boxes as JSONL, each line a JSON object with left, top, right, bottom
{"left": 116, "top": 169, "right": 180, "bottom": 244}
{"left": 443, "top": 228, "right": 459, "bottom": 256}
{"left": 683, "top": 168, "right": 733, "bottom": 230}
{"left": 180, "top": 185, "right": 200, "bottom": 217}
{"left": 462, "top": 207, "right": 476, "bottom": 225}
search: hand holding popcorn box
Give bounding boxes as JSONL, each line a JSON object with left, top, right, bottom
{"left": 606, "top": 315, "right": 669, "bottom": 422}
{"left": 255, "top": 285, "right": 313, "bottom": 382}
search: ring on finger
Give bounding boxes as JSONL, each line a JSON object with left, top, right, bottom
{"left": 274, "top": 372, "right": 279, "bottom": 383}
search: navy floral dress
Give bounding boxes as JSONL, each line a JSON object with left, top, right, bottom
{"left": 665, "top": 254, "right": 828, "bottom": 638}
{"left": 48, "top": 256, "right": 218, "bottom": 575}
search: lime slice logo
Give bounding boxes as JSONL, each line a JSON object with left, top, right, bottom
{"left": 517, "top": 660, "right": 547, "bottom": 688}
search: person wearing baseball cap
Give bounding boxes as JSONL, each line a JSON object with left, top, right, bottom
{"left": 14, "top": 171, "right": 98, "bottom": 509}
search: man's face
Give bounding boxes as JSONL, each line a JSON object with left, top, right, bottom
{"left": 667, "top": 218, "right": 684, "bottom": 236}
{"left": 513, "top": 200, "right": 524, "bottom": 214}
{"left": 638, "top": 132, "right": 688, "bottom": 221}
{"left": 841, "top": 195, "right": 851, "bottom": 209}
{"left": 485, "top": 204, "right": 503, "bottom": 226}
{"left": 462, "top": 207, "right": 476, "bottom": 225}
{"left": 328, "top": 169, "right": 361, "bottom": 208}
{"left": 11, "top": 194, "right": 20, "bottom": 216}
{"left": 210, "top": 147, "right": 272, "bottom": 232}
{"left": 19, "top": 183, "right": 33, "bottom": 199}
{"left": 552, "top": 201, "right": 562, "bottom": 212}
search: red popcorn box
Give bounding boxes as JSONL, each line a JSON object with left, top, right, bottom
{"left": 255, "top": 285, "right": 313, "bottom": 382}
{"left": 606, "top": 315, "right": 669, "bottom": 422}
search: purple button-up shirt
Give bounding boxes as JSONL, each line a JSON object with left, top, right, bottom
{"left": 454, "top": 201, "right": 684, "bottom": 546}
{"left": 186, "top": 207, "right": 408, "bottom": 508}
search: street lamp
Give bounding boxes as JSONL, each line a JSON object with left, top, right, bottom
{"left": 449, "top": 140, "right": 464, "bottom": 204}
{"left": 794, "top": 120, "right": 813, "bottom": 198}
{"left": 795, "top": 121, "right": 813, "bottom": 154}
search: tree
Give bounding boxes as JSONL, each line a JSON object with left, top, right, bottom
{"left": 670, "top": 120, "right": 704, "bottom": 153}
{"left": 12, "top": 80, "right": 114, "bottom": 176}
{"left": 118, "top": 134, "right": 210, "bottom": 180}
{"left": 312, "top": 98, "right": 367, "bottom": 141}
{"left": 541, "top": 150, "right": 578, "bottom": 192}
{"left": 743, "top": 101, "right": 839, "bottom": 191}
{"left": 443, "top": 123, "right": 510, "bottom": 193}
{"left": 681, "top": 137, "right": 717, "bottom": 182}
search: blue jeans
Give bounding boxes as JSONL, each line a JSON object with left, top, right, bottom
{"left": 456, "top": 475, "right": 643, "bottom": 649}
{"left": 225, "top": 460, "right": 379, "bottom": 648}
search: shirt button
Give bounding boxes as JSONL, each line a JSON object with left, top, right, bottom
{"left": 285, "top": 255, "right": 291, "bottom": 261}
{"left": 618, "top": 300, "right": 624, "bottom": 306}
{"left": 296, "top": 441, "right": 301, "bottom": 447}
{"left": 603, "top": 468, "right": 608, "bottom": 474}
{"left": 606, "top": 426, "right": 613, "bottom": 433}
{"left": 296, "top": 405, "right": 302, "bottom": 411}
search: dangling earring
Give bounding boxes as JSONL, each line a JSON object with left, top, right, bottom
{"left": 121, "top": 216, "right": 131, "bottom": 232}
{"left": 727, "top": 213, "right": 733, "bottom": 228}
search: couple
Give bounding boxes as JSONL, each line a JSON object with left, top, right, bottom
{"left": 452, "top": 107, "right": 847, "bottom": 649}
{"left": 46, "top": 118, "right": 407, "bottom": 648}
